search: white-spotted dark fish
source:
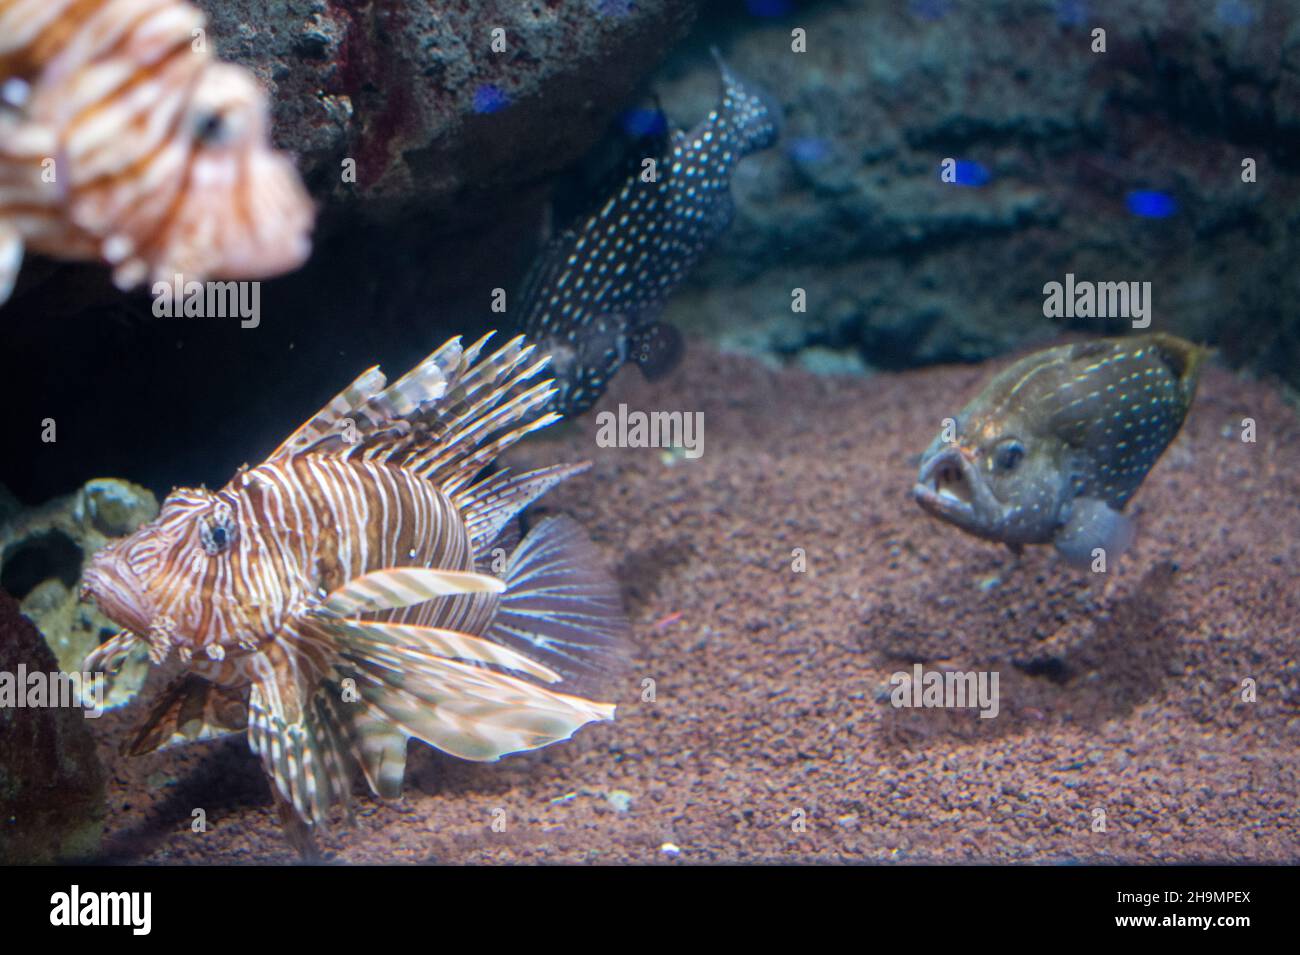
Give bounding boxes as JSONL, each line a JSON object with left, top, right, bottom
{"left": 519, "top": 49, "right": 779, "bottom": 417}
{"left": 0, "top": 0, "right": 314, "bottom": 306}
{"left": 80, "top": 333, "right": 627, "bottom": 852}
{"left": 913, "top": 334, "right": 1205, "bottom": 569}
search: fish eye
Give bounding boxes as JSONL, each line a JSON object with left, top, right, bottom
{"left": 993, "top": 440, "right": 1025, "bottom": 472}
{"left": 199, "top": 504, "right": 238, "bottom": 556}
{"left": 194, "top": 111, "right": 228, "bottom": 145}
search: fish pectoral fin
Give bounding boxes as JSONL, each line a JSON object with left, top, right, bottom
{"left": 247, "top": 675, "right": 358, "bottom": 829}
{"left": 308, "top": 611, "right": 600, "bottom": 792}
{"left": 313, "top": 616, "right": 563, "bottom": 684}
{"left": 82, "top": 629, "right": 138, "bottom": 676}
{"left": 125, "top": 674, "right": 248, "bottom": 756}
{"left": 1053, "top": 497, "right": 1135, "bottom": 572}
{"left": 629, "top": 320, "right": 685, "bottom": 381}
{"left": 0, "top": 223, "right": 25, "bottom": 307}
{"left": 322, "top": 566, "right": 505, "bottom": 615}
{"left": 329, "top": 648, "right": 616, "bottom": 764}
{"left": 312, "top": 554, "right": 619, "bottom": 763}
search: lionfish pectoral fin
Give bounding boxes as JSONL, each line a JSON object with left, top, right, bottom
{"left": 82, "top": 629, "right": 138, "bottom": 676}
{"left": 310, "top": 616, "right": 563, "bottom": 684}
{"left": 1053, "top": 497, "right": 1135, "bottom": 571}
{"left": 271, "top": 787, "right": 321, "bottom": 862}
{"left": 486, "top": 514, "right": 630, "bottom": 700}
{"left": 324, "top": 648, "right": 615, "bottom": 764}
{"left": 81, "top": 630, "right": 141, "bottom": 704}
{"left": 125, "top": 673, "right": 248, "bottom": 756}
{"left": 344, "top": 707, "right": 408, "bottom": 799}
{"left": 0, "top": 223, "right": 24, "bottom": 306}
{"left": 305, "top": 613, "right": 609, "bottom": 794}
{"left": 628, "top": 320, "right": 684, "bottom": 381}
{"left": 322, "top": 567, "right": 505, "bottom": 616}
{"left": 247, "top": 676, "right": 359, "bottom": 829}
{"left": 313, "top": 604, "right": 618, "bottom": 763}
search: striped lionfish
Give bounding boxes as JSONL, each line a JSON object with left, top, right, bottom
{"left": 81, "top": 333, "right": 627, "bottom": 851}
{"left": 519, "top": 49, "right": 779, "bottom": 417}
{"left": 914, "top": 333, "right": 1205, "bottom": 569}
{"left": 0, "top": 0, "right": 314, "bottom": 306}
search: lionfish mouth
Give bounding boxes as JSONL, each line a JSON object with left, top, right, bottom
{"left": 913, "top": 446, "right": 976, "bottom": 517}
{"left": 80, "top": 558, "right": 151, "bottom": 637}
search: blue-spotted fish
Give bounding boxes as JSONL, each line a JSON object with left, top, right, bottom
{"left": 80, "top": 333, "right": 627, "bottom": 851}
{"left": 913, "top": 334, "right": 1205, "bottom": 568}
{"left": 519, "top": 49, "right": 779, "bottom": 417}
{"left": 0, "top": 0, "right": 313, "bottom": 306}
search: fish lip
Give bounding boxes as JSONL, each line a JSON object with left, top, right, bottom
{"left": 81, "top": 554, "right": 151, "bottom": 635}
{"left": 914, "top": 446, "right": 977, "bottom": 519}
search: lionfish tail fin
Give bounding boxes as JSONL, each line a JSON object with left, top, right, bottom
{"left": 486, "top": 514, "right": 631, "bottom": 701}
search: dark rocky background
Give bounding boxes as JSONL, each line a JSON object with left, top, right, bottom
{"left": 3, "top": 0, "right": 1298, "bottom": 505}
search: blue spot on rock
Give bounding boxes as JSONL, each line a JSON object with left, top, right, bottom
{"left": 746, "top": 0, "right": 794, "bottom": 16}
{"left": 909, "top": 0, "right": 952, "bottom": 21}
{"left": 473, "top": 84, "right": 510, "bottom": 115}
{"left": 787, "top": 137, "right": 833, "bottom": 164}
{"left": 943, "top": 159, "right": 991, "bottom": 187}
{"left": 1216, "top": 0, "right": 1256, "bottom": 26}
{"left": 1125, "top": 190, "right": 1178, "bottom": 218}
{"left": 1055, "top": 0, "right": 1088, "bottom": 26}
{"left": 621, "top": 108, "right": 668, "bottom": 138}
{"left": 592, "top": 0, "right": 636, "bottom": 17}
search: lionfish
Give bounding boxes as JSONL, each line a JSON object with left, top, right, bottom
{"left": 0, "top": 0, "right": 314, "bottom": 306}
{"left": 81, "top": 333, "right": 627, "bottom": 851}
{"left": 914, "top": 334, "right": 1205, "bottom": 569}
{"left": 519, "top": 49, "right": 779, "bottom": 417}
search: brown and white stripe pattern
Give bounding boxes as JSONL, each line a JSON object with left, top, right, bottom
{"left": 0, "top": 0, "right": 312, "bottom": 305}
{"left": 81, "top": 333, "right": 628, "bottom": 835}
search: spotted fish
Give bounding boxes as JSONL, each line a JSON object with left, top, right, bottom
{"left": 519, "top": 49, "right": 779, "bottom": 417}
{"left": 913, "top": 334, "right": 1205, "bottom": 569}
{"left": 80, "top": 333, "right": 627, "bottom": 851}
{"left": 0, "top": 0, "right": 314, "bottom": 307}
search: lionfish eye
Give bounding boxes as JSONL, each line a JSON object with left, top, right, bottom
{"left": 194, "top": 111, "right": 228, "bottom": 145}
{"left": 994, "top": 441, "right": 1025, "bottom": 472}
{"left": 199, "top": 504, "right": 237, "bottom": 556}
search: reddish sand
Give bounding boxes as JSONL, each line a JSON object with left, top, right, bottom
{"left": 90, "top": 342, "right": 1300, "bottom": 863}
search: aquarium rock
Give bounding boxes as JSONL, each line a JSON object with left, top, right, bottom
{"left": 0, "top": 479, "right": 159, "bottom": 708}
{"left": 201, "top": 0, "right": 699, "bottom": 227}
{"left": 0, "top": 588, "right": 106, "bottom": 864}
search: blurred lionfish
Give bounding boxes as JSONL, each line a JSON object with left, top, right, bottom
{"left": 0, "top": 0, "right": 314, "bottom": 306}
{"left": 914, "top": 334, "right": 1205, "bottom": 568}
{"left": 81, "top": 333, "right": 627, "bottom": 849}
{"left": 519, "top": 49, "right": 779, "bottom": 417}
